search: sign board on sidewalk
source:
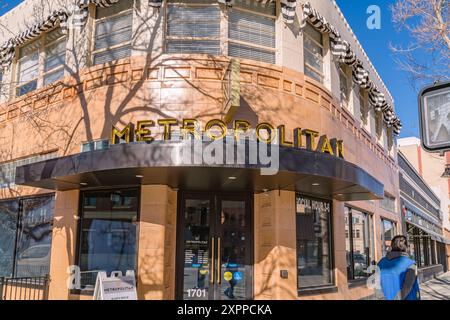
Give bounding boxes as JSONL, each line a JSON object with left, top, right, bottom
{"left": 93, "top": 270, "right": 137, "bottom": 300}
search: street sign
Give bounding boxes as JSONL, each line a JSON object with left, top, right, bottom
{"left": 93, "top": 270, "right": 137, "bottom": 300}
{"left": 418, "top": 81, "right": 450, "bottom": 152}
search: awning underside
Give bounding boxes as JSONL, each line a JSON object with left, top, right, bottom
{"left": 16, "top": 142, "right": 384, "bottom": 201}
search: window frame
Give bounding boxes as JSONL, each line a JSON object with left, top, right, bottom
{"left": 359, "top": 87, "right": 370, "bottom": 128}
{"left": 0, "top": 194, "right": 55, "bottom": 278}
{"left": 295, "top": 194, "right": 335, "bottom": 292}
{"left": 81, "top": 139, "right": 110, "bottom": 153}
{"left": 43, "top": 29, "right": 67, "bottom": 86}
{"left": 165, "top": 1, "right": 221, "bottom": 55}
{"left": 227, "top": 3, "right": 277, "bottom": 64}
{"left": 73, "top": 187, "right": 141, "bottom": 294}
{"left": 303, "top": 22, "right": 325, "bottom": 83}
{"left": 339, "top": 64, "right": 350, "bottom": 109}
{"left": 91, "top": 2, "right": 134, "bottom": 66}
{"left": 16, "top": 40, "right": 40, "bottom": 97}
{"left": 345, "top": 206, "right": 374, "bottom": 282}
{"left": 380, "top": 218, "right": 397, "bottom": 257}
{"left": 15, "top": 27, "right": 67, "bottom": 97}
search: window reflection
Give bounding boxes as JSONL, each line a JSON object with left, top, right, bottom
{"left": 78, "top": 189, "right": 138, "bottom": 290}
{"left": 381, "top": 218, "right": 396, "bottom": 257}
{"left": 296, "top": 195, "right": 332, "bottom": 289}
{"left": 345, "top": 207, "right": 374, "bottom": 280}
{"left": 15, "top": 196, "right": 55, "bottom": 277}
{"left": 0, "top": 200, "right": 19, "bottom": 277}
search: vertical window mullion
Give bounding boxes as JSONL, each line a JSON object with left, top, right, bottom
{"left": 349, "top": 209, "right": 355, "bottom": 281}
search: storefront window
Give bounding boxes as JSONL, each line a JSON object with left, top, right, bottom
{"left": 0, "top": 200, "right": 19, "bottom": 277}
{"left": 430, "top": 239, "right": 436, "bottom": 265}
{"left": 419, "top": 230, "right": 426, "bottom": 266}
{"left": 381, "top": 218, "right": 396, "bottom": 256}
{"left": 78, "top": 189, "right": 138, "bottom": 290}
{"left": 166, "top": 0, "right": 220, "bottom": 55}
{"left": 296, "top": 195, "right": 333, "bottom": 289}
{"left": 406, "top": 224, "right": 416, "bottom": 261}
{"left": 345, "top": 207, "right": 374, "bottom": 280}
{"left": 14, "top": 196, "right": 55, "bottom": 277}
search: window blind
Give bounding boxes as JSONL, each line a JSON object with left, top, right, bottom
{"left": 94, "top": 12, "right": 133, "bottom": 51}
{"left": 167, "top": 4, "right": 220, "bottom": 55}
{"left": 93, "top": 9, "right": 133, "bottom": 65}
{"left": 17, "top": 41, "right": 39, "bottom": 96}
{"left": 228, "top": 8, "right": 275, "bottom": 64}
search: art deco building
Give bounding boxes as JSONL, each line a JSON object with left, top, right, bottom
{"left": 0, "top": 0, "right": 403, "bottom": 300}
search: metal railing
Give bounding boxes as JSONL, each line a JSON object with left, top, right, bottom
{"left": 0, "top": 276, "right": 50, "bottom": 300}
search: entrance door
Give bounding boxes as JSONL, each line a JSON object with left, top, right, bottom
{"left": 176, "top": 192, "right": 253, "bottom": 300}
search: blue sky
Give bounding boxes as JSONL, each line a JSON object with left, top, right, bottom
{"left": 0, "top": 0, "right": 22, "bottom": 16}
{"left": 335, "top": 0, "right": 426, "bottom": 138}
{"left": 0, "top": 0, "right": 437, "bottom": 138}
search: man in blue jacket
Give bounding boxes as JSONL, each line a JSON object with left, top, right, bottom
{"left": 377, "top": 235, "right": 421, "bottom": 300}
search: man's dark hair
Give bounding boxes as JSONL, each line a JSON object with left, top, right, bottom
{"left": 390, "top": 235, "right": 408, "bottom": 252}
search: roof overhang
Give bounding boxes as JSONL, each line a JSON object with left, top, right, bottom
{"left": 15, "top": 141, "right": 384, "bottom": 201}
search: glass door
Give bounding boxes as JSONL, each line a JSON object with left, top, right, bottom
{"left": 176, "top": 192, "right": 253, "bottom": 300}
{"left": 178, "top": 195, "right": 214, "bottom": 300}
{"left": 214, "top": 196, "right": 252, "bottom": 300}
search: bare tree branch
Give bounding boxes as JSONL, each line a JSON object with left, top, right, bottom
{"left": 390, "top": 0, "right": 450, "bottom": 88}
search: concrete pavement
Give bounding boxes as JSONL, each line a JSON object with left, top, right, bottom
{"left": 420, "top": 272, "right": 450, "bottom": 300}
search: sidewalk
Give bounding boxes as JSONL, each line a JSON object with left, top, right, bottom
{"left": 421, "top": 272, "right": 450, "bottom": 300}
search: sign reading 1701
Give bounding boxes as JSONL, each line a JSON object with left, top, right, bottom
{"left": 419, "top": 81, "right": 450, "bottom": 152}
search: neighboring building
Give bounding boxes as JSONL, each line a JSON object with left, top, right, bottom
{"left": 398, "top": 137, "right": 450, "bottom": 274}
{"left": 0, "top": 0, "right": 403, "bottom": 300}
{"left": 398, "top": 151, "right": 446, "bottom": 281}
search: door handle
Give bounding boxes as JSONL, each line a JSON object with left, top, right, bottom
{"left": 217, "top": 237, "right": 221, "bottom": 284}
{"left": 210, "top": 237, "right": 215, "bottom": 284}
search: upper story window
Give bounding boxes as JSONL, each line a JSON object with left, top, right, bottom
{"left": 44, "top": 28, "right": 66, "bottom": 86}
{"left": 16, "top": 27, "right": 67, "bottom": 97}
{"left": 339, "top": 64, "right": 350, "bottom": 109}
{"left": 166, "top": 0, "right": 220, "bottom": 55}
{"left": 380, "top": 194, "right": 396, "bottom": 213}
{"left": 387, "top": 128, "right": 394, "bottom": 155}
{"left": 16, "top": 40, "right": 40, "bottom": 97}
{"left": 375, "top": 111, "right": 383, "bottom": 140}
{"left": 228, "top": 1, "right": 276, "bottom": 64}
{"left": 359, "top": 88, "right": 369, "bottom": 128}
{"left": 92, "top": 1, "right": 133, "bottom": 66}
{"left": 303, "top": 22, "right": 324, "bottom": 83}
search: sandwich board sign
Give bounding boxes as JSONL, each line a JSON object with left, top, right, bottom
{"left": 93, "top": 270, "right": 137, "bottom": 300}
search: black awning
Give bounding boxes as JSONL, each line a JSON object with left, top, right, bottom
{"left": 15, "top": 141, "right": 384, "bottom": 201}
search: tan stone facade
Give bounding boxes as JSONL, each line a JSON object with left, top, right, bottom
{"left": 0, "top": 0, "right": 403, "bottom": 300}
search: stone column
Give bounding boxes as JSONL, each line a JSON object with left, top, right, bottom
{"left": 332, "top": 199, "right": 348, "bottom": 290}
{"left": 137, "top": 185, "right": 177, "bottom": 300}
{"left": 254, "top": 190, "right": 297, "bottom": 300}
{"left": 48, "top": 190, "right": 79, "bottom": 300}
